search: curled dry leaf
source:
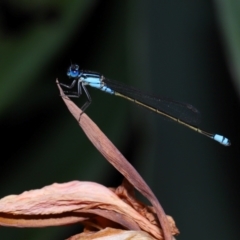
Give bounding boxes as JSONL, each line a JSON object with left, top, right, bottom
{"left": 56, "top": 80, "right": 175, "bottom": 240}
{"left": 0, "top": 81, "right": 179, "bottom": 240}
{"left": 0, "top": 181, "right": 179, "bottom": 239}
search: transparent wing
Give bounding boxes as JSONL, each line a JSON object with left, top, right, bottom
{"left": 103, "top": 78, "right": 201, "bottom": 126}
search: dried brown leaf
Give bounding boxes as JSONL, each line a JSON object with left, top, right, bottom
{"left": 0, "top": 81, "right": 180, "bottom": 240}
{"left": 0, "top": 181, "right": 178, "bottom": 239}
{"left": 56, "top": 80, "right": 174, "bottom": 240}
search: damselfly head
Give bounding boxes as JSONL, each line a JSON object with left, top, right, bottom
{"left": 67, "top": 64, "right": 80, "bottom": 78}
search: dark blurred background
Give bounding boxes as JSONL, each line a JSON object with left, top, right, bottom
{"left": 0, "top": 1, "right": 239, "bottom": 239}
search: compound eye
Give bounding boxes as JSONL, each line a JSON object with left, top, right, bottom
{"left": 67, "top": 64, "right": 80, "bottom": 78}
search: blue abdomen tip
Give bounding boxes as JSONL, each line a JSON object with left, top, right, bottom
{"left": 214, "top": 134, "right": 231, "bottom": 146}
